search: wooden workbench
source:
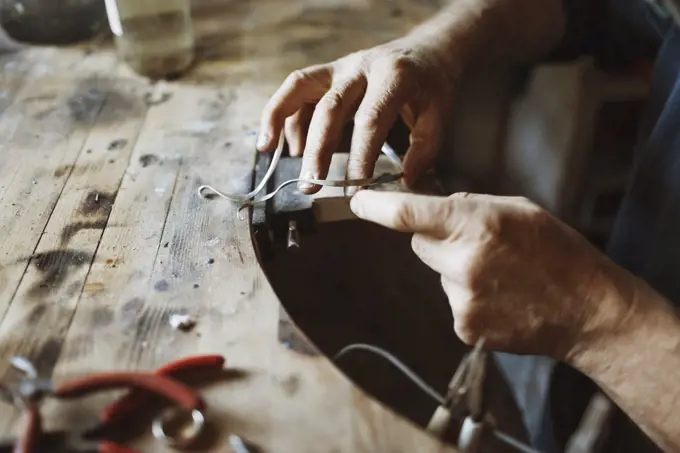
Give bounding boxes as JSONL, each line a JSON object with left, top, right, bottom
{"left": 0, "top": 1, "right": 528, "bottom": 451}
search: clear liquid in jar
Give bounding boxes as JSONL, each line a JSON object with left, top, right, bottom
{"left": 105, "top": 0, "right": 194, "bottom": 79}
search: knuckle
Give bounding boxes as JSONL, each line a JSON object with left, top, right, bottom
{"left": 354, "top": 106, "right": 382, "bottom": 131}
{"left": 388, "top": 55, "right": 416, "bottom": 75}
{"left": 392, "top": 202, "right": 415, "bottom": 231}
{"left": 435, "top": 200, "right": 455, "bottom": 226}
{"left": 317, "top": 90, "right": 344, "bottom": 115}
{"left": 373, "top": 53, "right": 414, "bottom": 74}
{"left": 482, "top": 212, "right": 505, "bottom": 238}
{"left": 286, "top": 69, "right": 313, "bottom": 89}
{"left": 346, "top": 156, "right": 373, "bottom": 178}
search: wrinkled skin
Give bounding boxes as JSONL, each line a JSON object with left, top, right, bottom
{"left": 350, "top": 190, "right": 635, "bottom": 361}
{"left": 256, "top": 37, "right": 458, "bottom": 193}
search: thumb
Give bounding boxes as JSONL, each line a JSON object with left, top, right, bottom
{"left": 350, "top": 190, "right": 454, "bottom": 238}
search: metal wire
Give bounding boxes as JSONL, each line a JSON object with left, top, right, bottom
{"left": 197, "top": 142, "right": 404, "bottom": 207}
{"left": 333, "top": 343, "right": 446, "bottom": 406}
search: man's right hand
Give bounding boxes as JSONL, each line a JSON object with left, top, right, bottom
{"left": 256, "top": 36, "right": 462, "bottom": 193}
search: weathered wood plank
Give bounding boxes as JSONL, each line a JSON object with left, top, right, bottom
{"left": 0, "top": 1, "right": 528, "bottom": 452}
{"left": 0, "top": 54, "right": 121, "bottom": 329}
{"left": 0, "top": 73, "right": 149, "bottom": 434}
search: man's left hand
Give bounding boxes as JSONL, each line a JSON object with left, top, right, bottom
{"left": 350, "top": 190, "right": 635, "bottom": 361}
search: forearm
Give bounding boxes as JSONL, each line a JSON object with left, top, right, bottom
{"left": 405, "top": 0, "right": 566, "bottom": 70}
{"left": 570, "top": 273, "right": 680, "bottom": 453}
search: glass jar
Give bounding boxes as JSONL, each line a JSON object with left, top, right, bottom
{"left": 104, "top": 0, "right": 195, "bottom": 80}
{"left": 0, "top": 0, "right": 107, "bottom": 44}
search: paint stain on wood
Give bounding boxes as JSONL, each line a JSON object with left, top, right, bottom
{"left": 32, "top": 338, "right": 63, "bottom": 377}
{"left": 154, "top": 279, "right": 169, "bottom": 292}
{"left": 62, "top": 333, "right": 93, "bottom": 361}
{"left": 139, "top": 154, "right": 159, "bottom": 167}
{"left": 91, "top": 307, "right": 114, "bottom": 327}
{"left": 27, "top": 304, "right": 47, "bottom": 324}
{"left": 66, "top": 281, "right": 83, "bottom": 297}
{"left": 28, "top": 250, "right": 91, "bottom": 297}
{"left": 80, "top": 190, "right": 116, "bottom": 216}
{"left": 121, "top": 297, "right": 145, "bottom": 323}
{"left": 61, "top": 219, "right": 108, "bottom": 246}
{"left": 68, "top": 78, "right": 135, "bottom": 125}
{"left": 53, "top": 165, "right": 71, "bottom": 178}
{"left": 68, "top": 86, "right": 106, "bottom": 123}
{"left": 84, "top": 282, "right": 105, "bottom": 294}
{"left": 107, "top": 139, "right": 128, "bottom": 151}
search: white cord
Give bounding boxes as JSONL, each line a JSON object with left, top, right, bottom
{"left": 197, "top": 143, "right": 404, "bottom": 207}
{"left": 334, "top": 342, "right": 545, "bottom": 453}
{"left": 334, "top": 343, "right": 446, "bottom": 405}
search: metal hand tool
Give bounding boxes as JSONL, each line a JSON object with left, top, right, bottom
{"left": 426, "top": 338, "right": 488, "bottom": 452}
{"left": 0, "top": 354, "right": 225, "bottom": 453}
{"left": 426, "top": 340, "right": 543, "bottom": 453}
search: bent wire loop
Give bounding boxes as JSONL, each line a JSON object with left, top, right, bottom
{"left": 197, "top": 142, "right": 404, "bottom": 208}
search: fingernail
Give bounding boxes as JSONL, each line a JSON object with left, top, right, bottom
{"left": 297, "top": 171, "right": 314, "bottom": 191}
{"left": 256, "top": 133, "right": 269, "bottom": 150}
{"left": 350, "top": 193, "right": 361, "bottom": 215}
{"left": 345, "top": 185, "right": 358, "bottom": 197}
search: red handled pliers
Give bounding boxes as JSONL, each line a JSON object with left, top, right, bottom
{"left": 0, "top": 354, "right": 226, "bottom": 453}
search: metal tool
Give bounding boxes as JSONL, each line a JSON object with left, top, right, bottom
{"left": 0, "top": 355, "right": 225, "bottom": 453}
{"left": 426, "top": 338, "right": 488, "bottom": 452}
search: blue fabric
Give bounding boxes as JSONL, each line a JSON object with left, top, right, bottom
{"left": 504, "top": 3, "right": 680, "bottom": 452}
{"left": 547, "top": 3, "right": 680, "bottom": 452}
{"left": 607, "top": 25, "right": 680, "bottom": 306}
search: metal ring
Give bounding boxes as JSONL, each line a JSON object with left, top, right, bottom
{"left": 151, "top": 407, "right": 205, "bottom": 449}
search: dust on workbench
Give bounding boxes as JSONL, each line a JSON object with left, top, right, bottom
{"left": 0, "top": 1, "right": 521, "bottom": 452}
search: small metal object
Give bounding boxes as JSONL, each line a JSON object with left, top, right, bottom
{"left": 228, "top": 434, "right": 253, "bottom": 453}
{"left": 426, "top": 338, "right": 488, "bottom": 450}
{"left": 457, "top": 417, "right": 485, "bottom": 453}
{"left": 287, "top": 220, "right": 300, "bottom": 250}
{"left": 8, "top": 357, "right": 52, "bottom": 405}
{"left": 151, "top": 407, "right": 206, "bottom": 448}
{"left": 10, "top": 357, "right": 38, "bottom": 380}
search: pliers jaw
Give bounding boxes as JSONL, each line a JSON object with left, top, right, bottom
{"left": 426, "top": 338, "right": 489, "bottom": 452}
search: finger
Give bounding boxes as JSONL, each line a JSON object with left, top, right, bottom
{"left": 346, "top": 61, "right": 414, "bottom": 189}
{"left": 402, "top": 105, "right": 442, "bottom": 188}
{"left": 298, "top": 76, "right": 367, "bottom": 194}
{"left": 285, "top": 104, "right": 314, "bottom": 157}
{"left": 257, "top": 65, "right": 331, "bottom": 152}
{"left": 350, "top": 190, "right": 459, "bottom": 239}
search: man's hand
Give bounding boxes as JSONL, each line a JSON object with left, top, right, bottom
{"left": 257, "top": 37, "right": 460, "bottom": 193}
{"left": 350, "top": 190, "right": 634, "bottom": 360}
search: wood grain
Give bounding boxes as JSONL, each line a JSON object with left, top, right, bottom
{"left": 0, "top": 1, "right": 526, "bottom": 451}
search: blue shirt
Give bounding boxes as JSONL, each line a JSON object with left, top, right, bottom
{"left": 608, "top": 10, "right": 680, "bottom": 305}
{"left": 518, "top": 2, "right": 680, "bottom": 452}
{"left": 563, "top": 2, "right": 679, "bottom": 452}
